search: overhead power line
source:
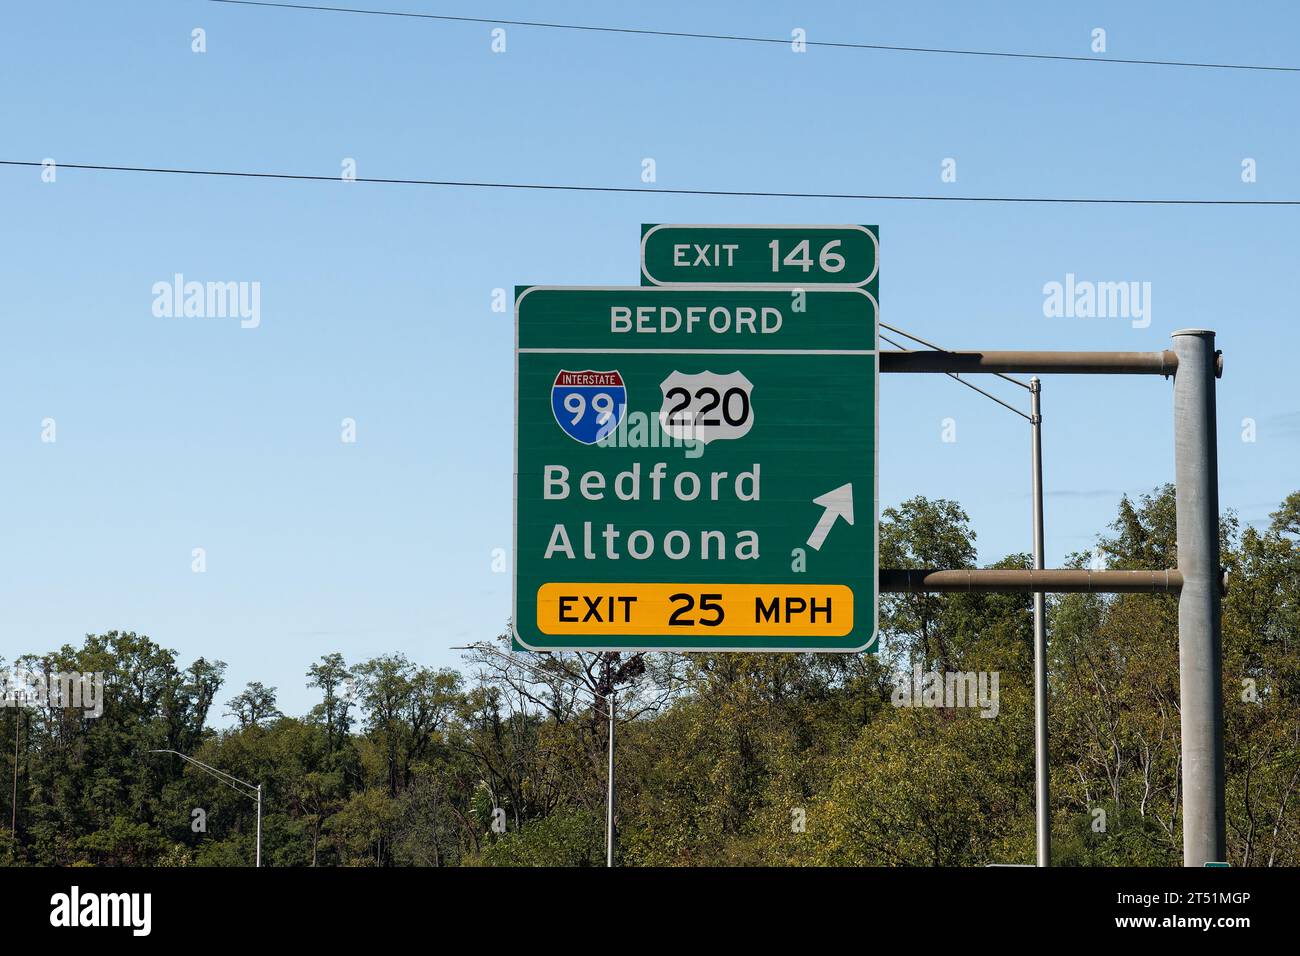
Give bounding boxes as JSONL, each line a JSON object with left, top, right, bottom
{"left": 3, "top": 160, "right": 1297, "bottom": 205}
{"left": 206, "top": 0, "right": 1300, "bottom": 74}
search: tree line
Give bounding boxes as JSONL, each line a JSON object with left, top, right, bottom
{"left": 1, "top": 486, "right": 1295, "bottom": 866}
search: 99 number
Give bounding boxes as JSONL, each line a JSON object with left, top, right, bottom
{"left": 561, "top": 391, "right": 617, "bottom": 427}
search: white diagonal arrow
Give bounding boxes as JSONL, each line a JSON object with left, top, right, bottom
{"left": 806, "top": 483, "right": 854, "bottom": 551}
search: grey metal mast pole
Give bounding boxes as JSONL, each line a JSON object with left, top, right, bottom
{"left": 606, "top": 691, "right": 616, "bottom": 868}
{"left": 1171, "top": 329, "right": 1226, "bottom": 866}
{"left": 1030, "top": 377, "right": 1050, "bottom": 867}
{"left": 256, "top": 783, "right": 262, "bottom": 868}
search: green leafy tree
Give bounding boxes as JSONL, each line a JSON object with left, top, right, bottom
{"left": 225, "top": 682, "right": 281, "bottom": 729}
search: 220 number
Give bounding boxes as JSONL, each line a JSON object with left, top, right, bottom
{"left": 664, "top": 386, "right": 750, "bottom": 426}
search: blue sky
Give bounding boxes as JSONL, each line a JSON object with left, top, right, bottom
{"left": 3, "top": 0, "right": 1297, "bottom": 721}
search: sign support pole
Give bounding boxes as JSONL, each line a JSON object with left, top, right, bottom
{"left": 1030, "top": 377, "right": 1050, "bottom": 867}
{"left": 1172, "top": 329, "right": 1226, "bottom": 866}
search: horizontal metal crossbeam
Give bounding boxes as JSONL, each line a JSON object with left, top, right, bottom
{"left": 879, "top": 567, "right": 1227, "bottom": 594}
{"left": 879, "top": 349, "right": 1223, "bottom": 378}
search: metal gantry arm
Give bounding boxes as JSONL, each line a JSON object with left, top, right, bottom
{"left": 148, "top": 749, "right": 262, "bottom": 867}
{"left": 881, "top": 323, "right": 1034, "bottom": 408}
{"left": 879, "top": 348, "right": 1198, "bottom": 375}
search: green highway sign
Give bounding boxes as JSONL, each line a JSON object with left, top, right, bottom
{"left": 513, "top": 285, "right": 878, "bottom": 653}
{"left": 641, "top": 224, "right": 879, "bottom": 288}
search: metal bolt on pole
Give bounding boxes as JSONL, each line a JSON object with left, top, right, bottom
{"left": 1171, "top": 330, "right": 1227, "bottom": 866}
{"left": 1030, "top": 377, "right": 1050, "bottom": 867}
{"left": 606, "top": 692, "right": 616, "bottom": 868}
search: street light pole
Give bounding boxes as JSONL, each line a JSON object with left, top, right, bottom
{"left": 148, "top": 749, "right": 262, "bottom": 867}
{"left": 12, "top": 712, "right": 20, "bottom": 836}
{"left": 881, "top": 323, "right": 1050, "bottom": 867}
{"left": 606, "top": 691, "right": 616, "bottom": 868}
{"left": 256, "top": 783, "right": 262, "bottom": 869}
{"left": 1030, "top": 377, "right": 1050, "bottom": 867}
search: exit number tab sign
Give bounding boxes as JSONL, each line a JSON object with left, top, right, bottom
{"left": 641, "top": 224, "right": 879, "bottom": 288}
